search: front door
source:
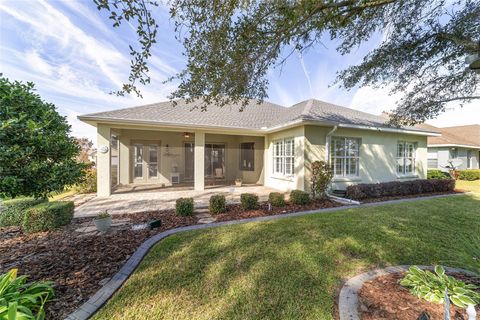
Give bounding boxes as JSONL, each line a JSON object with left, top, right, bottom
{"left": 132, "top": 143, "right": 159, "bottom": 183}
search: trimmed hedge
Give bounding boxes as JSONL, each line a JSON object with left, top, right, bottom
{"left": 457, "top": 169, "right": 480, "bottom": 181}
{"left": 290, "top": 189, "right": 310, "bottom": 205}
{"left": 345, "top": 179, "right": 455, "bottom": 200}
{"left": 268, "top": 192, "right": 285, "bottom": 207}
{"left": 427, "top": 169, "right": 450, "bottom": 180}
{"left": 22, "top": 201, "right": 74, "bottom": 233}
{"left": 176, "top": 198, "right": 194, "bottom": 216}
{"left": 240, "top": 193, "right": 259, "bottom": 210}
{"left": 209, "top": 195, "right": 227, "bottom": 214}
{"left": 0, "top": 198, "right": 47, "bottom": 227}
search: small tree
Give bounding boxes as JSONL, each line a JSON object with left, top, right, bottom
{"left": 0, "top": 77, "right": 86, "bottom": 199}
{"left": 311, "top": 161, "right": 333, "bottom": 199}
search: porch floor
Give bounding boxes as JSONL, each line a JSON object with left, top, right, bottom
{"left": 74, "top": 185, "right": 283, "bottom": 218}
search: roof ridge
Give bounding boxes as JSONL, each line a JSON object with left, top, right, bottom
{"left": 301, "top": 99, "right": 314, "bottom": 116}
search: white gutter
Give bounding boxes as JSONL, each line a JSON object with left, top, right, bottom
{"left": 325, "top": 125, "right": 338, "bottom": 165}
{"left": 336, "top": 123, "right": 440, "bottom": 137}
{"left": 428, "top": 144, "right": 480, "bottom": 149}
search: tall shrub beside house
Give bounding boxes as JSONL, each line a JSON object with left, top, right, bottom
{"left": 0, "top": 77, "right": 86, "bottom": 199}
{"left": 310, "top": 160, "right": 333, "bottom": 199}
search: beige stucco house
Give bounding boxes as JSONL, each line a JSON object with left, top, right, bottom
{"left": 78, "top": 99, "right": 440, "bottom": 197}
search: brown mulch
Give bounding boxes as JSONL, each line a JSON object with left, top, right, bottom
{"left": 360, "top": 190, "right": 463, "bottom": 203}
{"left": 214, "top": 199, "right": 342, "bottom": 221}
{"left": 358, "top": 272, "right": 480, "bottom": 320}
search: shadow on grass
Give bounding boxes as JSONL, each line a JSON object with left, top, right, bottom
{"left": 93, "top": 194, "right": 480, "bottom": 320}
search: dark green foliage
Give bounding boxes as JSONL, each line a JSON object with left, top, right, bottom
{"left": 240, "top": 193, "right": 259, "bottom": 210}
{"left": 74, "top": 168, "right": 97, "bottom": 193}
{"left": 345, "top": 179, "right": 455, "bottom": 200}
{"left": 268, "top": 192, "right": 285, "bottom": 207}
{"left": 457, "top": 169, "right": 480, "bottom": 181}
{"left": 0, "top": 77, "right": 86, "bottom": 199}
{"left": 209, "top": 195, "right": 227, "bottom": 214}
{"left": 22, "top": 201, "right": 74, "bottom": 233}
{"left": 176, "top": 197, "right": 194, "bottom": 216}
{"left": 0, "top": 198, "right": 47, "bottom": 227}
{"left": 289, "top": 190, "right": 310, "bottom": 205}
{"left": 427, "top": 170, "right": 451, "bottom": 180}
{"left": 311, "top": 161, "right": 333, "bottom": 199}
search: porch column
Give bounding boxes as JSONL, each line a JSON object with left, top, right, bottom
{"left": 97, "top": 124, "right": 111, "bottom": 197}
{"left": 118, "top": 134, "right": 130, "bottom": 185}
{"left": 194, "top": 131, "right": 205, "bottom": 191}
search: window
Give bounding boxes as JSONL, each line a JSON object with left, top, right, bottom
{"left": 240, "top": 142, "right": 255, "bottom": 171}
{"left": 272, "top": 138, "right": 294, "bottom": 176}
{"left": 467, "top": 150, "right": 472, "bottom": 169}
{"left": 134, "top": 144, "right": 143, "bottom": 178}
{"left": 397, "top": 141, "right": 416, "bottom": 175}
{"left": 450, "top": 148, "right": 458, "bottom": 159}
{"left": 148, "top": 145, "right": 158, "bottom": 178}
{"left": 331, "top": 137, "right": 360, "bottom": 177}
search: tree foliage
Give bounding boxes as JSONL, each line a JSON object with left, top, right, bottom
{"left": 98, "top": 0, "right": 479, "bottom": 123}
{"left": 75, "top": 137, "right": 94, "bottom": 163}
{"left": 0, "top": 77, "right": 86, "bottom": 199}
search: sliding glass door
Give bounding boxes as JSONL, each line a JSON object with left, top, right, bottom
{"left": 205, "top": 144, "right": 225, "bottom": 178}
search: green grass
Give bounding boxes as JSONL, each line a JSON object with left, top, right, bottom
{"left": 91, "top": 194, "right": 480, "bottom": 319}
{"left": 456, "top": 179, "right": 480, "bottom": 194}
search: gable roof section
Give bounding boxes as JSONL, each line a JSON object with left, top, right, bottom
{"left": 427, "top": 124, "right": 480, "bottom": 148}
{"left": 78, "top": 98, "right": 439, "bottom": 135}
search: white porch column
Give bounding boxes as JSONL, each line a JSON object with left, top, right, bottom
{"left": 97, "top": 124, "right": 111, "bottom": 197}
{"left": 118, "top": 134, "right": 130, "bottom": 185}
{"left": 194, "top": 131, "right": 205, "bottom": 191}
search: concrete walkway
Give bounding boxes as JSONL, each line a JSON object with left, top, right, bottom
{"left": 66, "top": 192, "right": 465, "bottom": 320}
{"left": 75, "top": 185, "right": 281, "bottom": 218}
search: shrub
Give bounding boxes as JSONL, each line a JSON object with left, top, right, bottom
{"left": 240, "top": 193, "right": 259, "bottom": 210}
{"left": 209, "top": 195, "right": 227, "bottom": 214}
{"left": 0, "top": 269, "right": 54, "bottom": 320}
{"left": 176, "top": 197, "right": 194, "bottom": 216}
{"left": 400, "top": 265, "right": 480, "bottom": 308}
{"left": 311, "top": 160, "right": 333, "bottom": 199}
{"left": 268, "top": 192, "right": 285, "bottom": 207}
{"left": 427, "top": 169, "right": 450, "bottom": 180}
{"left": 345, "top": 179, "right": 455, "bottom": 200}
{"left": 22, "top": 201, "right": 74, "bottom": 233}
{"left": 290, "top": 189, "right": 310, "bottom": 205}
{"left": 74, "top": 168, "right": 97, "bottom": 193}
{"left": 458, "top": 169, "right": 480, "bottom": 181}
{"left": 0, "top": 198, "right": 47, "bottom": 227}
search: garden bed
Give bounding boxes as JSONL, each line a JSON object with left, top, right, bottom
{"left": 358, "top": 272, "right": 480, "bottom": 319}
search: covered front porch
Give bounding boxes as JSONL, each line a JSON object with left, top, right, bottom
{"left": 96, "top": 125, "right": 266, "bottom": 197}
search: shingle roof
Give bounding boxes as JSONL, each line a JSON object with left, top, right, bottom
{"left": 78, "top": 98, "right": 437, "bottom": 134}
{"left": 427, "top": 124, "right": 480, "bottom": 147}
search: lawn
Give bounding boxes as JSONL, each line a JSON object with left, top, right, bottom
{"left": 456, "top": 179, "right": 480, "bottom": 194}
{"left": 93, "top": 193, "right": 480, "bottom": 320}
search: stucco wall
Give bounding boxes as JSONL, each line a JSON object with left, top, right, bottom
{"left": 428, "top": 146, "right": 480, "bottom": 170}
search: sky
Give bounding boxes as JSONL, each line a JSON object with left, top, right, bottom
{"left": 1, "top": 0, "right": 479, "bottom": 144}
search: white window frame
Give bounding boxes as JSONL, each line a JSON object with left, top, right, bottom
{"left": 148, "top": 144, "right": 159, "bottom": 178}
{"left": 272, "top": 138, "right": 295, "bottom": 176}
{"left": 330, "top": 137, "right": 361, "bottom": 177}
{"left": 397, "top": 141, "right": 417, "bottom": 175}
{"left": 133, "top": 144, "right": 144, "bottom": 179}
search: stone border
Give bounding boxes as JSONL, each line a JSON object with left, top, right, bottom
{"left": 65, "top": 192, "right": 465, "bottom": 320}
{"left": 338, "top": 265, "right": 477, "bottom": 320}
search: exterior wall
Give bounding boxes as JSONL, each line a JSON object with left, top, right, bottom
{"left": 264, "top": 126, "right": 305, "bottom": 191}
{"left": 304, "top": 125, "right": 428, "bottom": 191}
{"left": 428, "top": 146, "right": 480, "bottom": 170}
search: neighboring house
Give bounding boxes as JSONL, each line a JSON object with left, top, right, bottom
{"left": 423, "top": 124, "right": 480, "bottom": 170}
{"left": 78, "top": 99, "right": 440, "bottom": 197}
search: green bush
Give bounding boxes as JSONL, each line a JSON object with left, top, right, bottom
{"left": 458, "top": 169, "right": 480, "bottom": 181}
{"left": 0, "top": 198, "right": 46, "bottom": 227}
{"left": 268, "top": 192, "right": 285, "bottom": 207}
{"left": 290, "top": 189, "right": 310, "bottom": 205}
{"left": 74, "top": 168, "right": 97, "bottom": 193}
{"left": 0, "top": 269, "right": 54, "bottom": 320}
{"left": 209, "top": 195, "right": 227, "bottom": 214}
{"left": 22, "top": 201, "right": 74, "bottom": 233}
{"left": 427, "top": 169, "right": 450, "bottom": 180}
{"left": 311, "top": 160, "right": 333, "bottom": 199}
{"left": 176, "top": 197, "right": 194, "bottom": 216}
{"left": 240, "top": 193, "right": 259, "bottom": 210}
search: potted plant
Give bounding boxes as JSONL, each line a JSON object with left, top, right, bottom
{"left": 94, "top": 211, "right": 112, "bottom": 232}
{"left": 235, "top": 178, "right": 242, "bottom": 187}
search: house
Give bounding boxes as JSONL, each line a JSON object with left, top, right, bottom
{"left": 423, "top": 124, "right": 480, "bottom": 170}
{"left": 78, "top": 99, "right": 440, "bottom": 197}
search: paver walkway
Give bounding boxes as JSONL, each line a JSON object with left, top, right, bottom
{"left": 75, "top": 185, "right": 281, "bottom": 218}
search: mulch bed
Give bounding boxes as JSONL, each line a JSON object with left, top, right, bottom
{"left": 214, "top": 199, "right": 342, "bottom": 221}
{"left": 358, "top": 272, "right": 480, "bottom": 320}
{"left": 359, "top": 190, "right": 462, "bottom": 203}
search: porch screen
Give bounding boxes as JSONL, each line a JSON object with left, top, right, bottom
{"left": 240, "top": 142, "right": 255, "bottom": 171}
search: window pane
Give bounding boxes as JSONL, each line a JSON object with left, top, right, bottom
{"left": 335, "top": 158, "right": 344, "bottom": 176}
{"left": 134, "top": 164, "right": 143, "bottom": 178}
{"left": 397, "top": 142, "right": 404, "bottom": 158}
{"left": 149, "top": 145, "right": 157, "bottom": 163}
{"left": 148, "top": 163, "right": 157, "bottom": 177}
{"left": 240, "top": 143, "right": 254, "bottom": 171}
{"left": 347, "top": 139, "right": 359, "bottom": 157}
{"left": 334, "top": 138, "right": 345, "bottom": 157}
{"left": 285, "top": 157, "right": 292, "bottom": 175}
{"left": 134, "top": 145, "right": 143, "bottom": 178}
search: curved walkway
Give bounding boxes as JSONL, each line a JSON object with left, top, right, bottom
{"left": 65, "top": 192, "right": 466, "bottom": 320}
